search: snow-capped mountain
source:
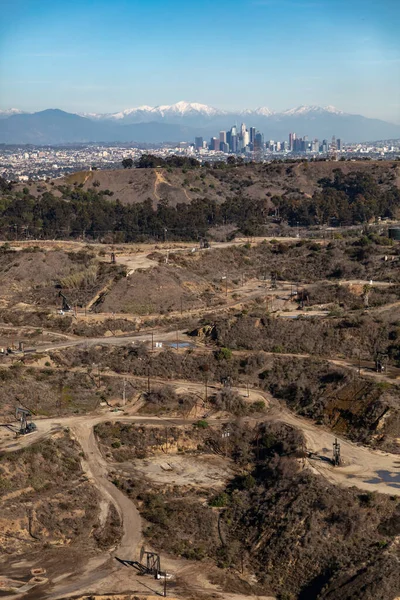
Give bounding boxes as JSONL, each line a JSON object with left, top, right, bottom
{"left": 239, "top": 107, "right": 275, "bottom": 117}
{"left": 80, "top": 102, "right": 347, "bottom": 124}
{"left": 281, "top": 105, "right": 345, "bottom": 117}
{"left": 156, "top": 101, "right": 225, "bottom": 117}
{"left": 0, "top": 103, "right": 399, "bottom": 143}
{"left": 105, "top": 101, "right": 227, "bottom": 124}
{"left": 0, "top": 108, "right": 26, "bottom": 120}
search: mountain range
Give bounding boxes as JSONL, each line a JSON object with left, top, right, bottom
{"left": 0, "top": 101, "right": 399, "bottom": 145}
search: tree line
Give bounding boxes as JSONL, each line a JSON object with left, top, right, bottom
{"left": 273, "top": 168, "right": 400, "bottom": 226}
{"left": 0, "top": 164, "right": 399, "bottom": 241}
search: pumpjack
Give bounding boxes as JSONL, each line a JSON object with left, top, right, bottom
{"left": 59, "top": 291, "right": 72, "bottom": 312}
{"left": 16, "top": 407, "right": 37, "bottom": 435}
{"left": 199, "top": 238, "right": 210, "bottom": 249}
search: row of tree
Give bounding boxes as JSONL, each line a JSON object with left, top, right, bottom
{"left": 0, "top": 166, "right": 399, "bottom": 241}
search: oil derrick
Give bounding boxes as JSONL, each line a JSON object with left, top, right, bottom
{"left": 332, "top": 437, "right": 341, "bottom": 466}
{"left": 116, "top": 548, "right": 169, "bottom": 596}
{"left": 139, "top": 548, "right": 161, "bottom": 577}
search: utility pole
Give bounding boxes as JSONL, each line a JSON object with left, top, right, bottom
{"left": 147, "top": 366, "right": 151, "bottom": 393}
{"left": 122, "top": 378, "right": 126, "bottom": 405}
{"left": 180, "top": 297, "right": 183, "bottom": 315}
{"left": 151, "top": 331, "right": 154, "bottom": 351}
{"left": 222, "top": 430, "right": 230, "bottom": 456}
{"left": 333, "top": 437, "right": 341, "bottom": 466}
{"left": 176, "top": 330, "right": 179, "bottom": 351}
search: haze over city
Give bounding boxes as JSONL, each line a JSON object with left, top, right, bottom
{"left": 0, "top": 0, "right": 399, "bottom": 123}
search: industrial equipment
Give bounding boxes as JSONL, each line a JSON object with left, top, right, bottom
{"left": 58, "top": 291, "right": 72, "bottom": 312}
{"left": 199, "top": 238, "right": 210, "bottom": 249}
{"left": 15, "top": 407, "right": 37, "bottom": 435}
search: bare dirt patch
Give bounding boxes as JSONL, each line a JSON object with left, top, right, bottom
{"left": 122, "top": 453, "right": 232, "bottom": 489}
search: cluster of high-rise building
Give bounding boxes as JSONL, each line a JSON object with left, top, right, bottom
{"left": 287, "top": 133, "right": 342, "bottom": 153}
{"left": 194, "top": 125, "right": 344, "bottom": 155}
{"left": 195, "top": 124, "right": 265, "bottom": 154}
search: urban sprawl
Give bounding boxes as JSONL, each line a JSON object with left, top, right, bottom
{"left": 0, "top": 123, "right": 399, "bottom": 181}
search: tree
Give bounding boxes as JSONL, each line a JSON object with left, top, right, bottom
{"left": 122, "top": 158, "right": 133, "bottom": 169}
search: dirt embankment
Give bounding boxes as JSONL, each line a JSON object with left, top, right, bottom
{"left": 0, "top": 246, "right": 124, "bottom": 311}
{"left": 94, "top": 263, "right": 214, "bottom": 315}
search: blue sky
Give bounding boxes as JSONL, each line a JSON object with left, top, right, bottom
{"left": 0, "top": 0, "right": 399, "bottom": 122}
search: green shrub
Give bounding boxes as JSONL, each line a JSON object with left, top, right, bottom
{"left": 193, "top": 419, "right": 208, "bottom": 429}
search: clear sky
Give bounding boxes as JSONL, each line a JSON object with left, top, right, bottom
{"left": 0, "top": 0, "right": 399, "bottom": 122}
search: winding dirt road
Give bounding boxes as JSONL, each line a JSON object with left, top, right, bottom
{"left": 2, "top": 379, "right": 400, "bottom": 598}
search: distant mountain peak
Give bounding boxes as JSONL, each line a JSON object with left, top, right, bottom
{"left": 281, "top": 105, "right": 345, "bottom": 116}
{"left": 81, "top": 102, "right": 348, "bottom": 122}
{"left": 155, "top": 101, "right": 224, "bottom": 117}
{"left": 253, "top": 106, "right": 275, "bottom": 116}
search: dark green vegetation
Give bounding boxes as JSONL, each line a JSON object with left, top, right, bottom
{"left": 1, "top": 159, "right": 399, "bottom": 241}
{"left": 100, "top": 421, "right": 400, "bottom": 600}
{"left": 275, "top": 167, "right": 400, "bottom": 226}
{"left": 125, "top": 154, "right": 202, "bottom": 169}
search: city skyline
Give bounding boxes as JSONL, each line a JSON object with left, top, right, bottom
{"left": 0, "top": 0, "right": 399, "bottom": 123}
{"left": 195, "top": 121, "right": 342, "bottom": 155}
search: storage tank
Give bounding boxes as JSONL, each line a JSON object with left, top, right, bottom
{"left": 388, "top": 227, "right": 400, "bottom": 241}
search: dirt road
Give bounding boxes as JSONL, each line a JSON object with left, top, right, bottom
{"left": 2, "top": 384, "right": 400, "bottom": 598}
{"left": 3, "top": 381, "right": 400, "bottom": 500}
{"left": 72, "top": 420, "right": 142, "bottom": 557}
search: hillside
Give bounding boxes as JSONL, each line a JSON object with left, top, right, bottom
{"left": 1, "top": 233, "right": 400, "bottom": 599}
{"left": 19, "top": 159, "right": 400, "bottom": 208}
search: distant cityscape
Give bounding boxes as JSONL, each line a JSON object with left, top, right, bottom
{"left": 0, "top": 134, "right": 399, "bottom": 182}
{"left": 197, "top": 122, "right": 349, "bottom": 156}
